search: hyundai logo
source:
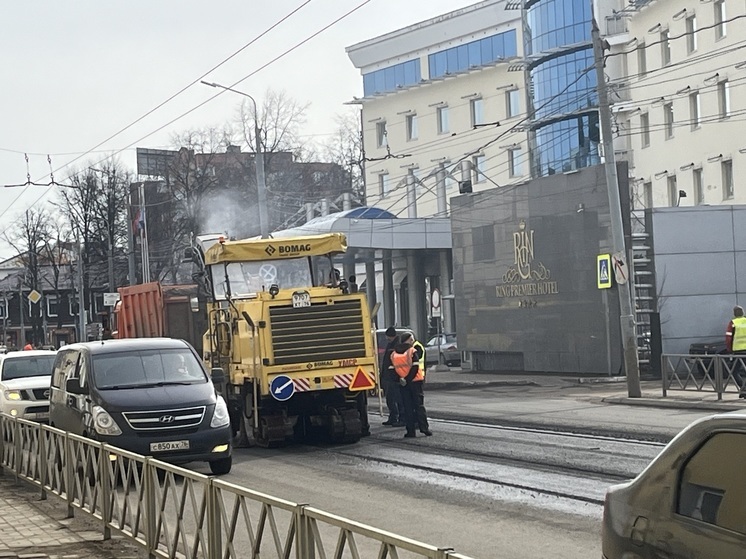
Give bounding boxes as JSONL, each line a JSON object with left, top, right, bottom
{"left": 159, "top": 415, "right": 175, "bottom": 424}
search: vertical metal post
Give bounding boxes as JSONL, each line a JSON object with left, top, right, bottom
{"left": 99, "top": 444, "right": 111, "bottom": 540}
{"left": 255, "top": 120, "right": 269, "bottom": 238}
{"left": 406, "top": 169, "right": 417, "bottom": 218}
{"left": 13, "top": 418, "right": 20, "bottom": 481}
{"left": 138, "top": 182, "right": 151, "bottom": 283}
{"left": 295, "top": 504, "right": 314, "bottom": 559}
{"left": 207, "top": 478, "right": 222, "bottom": 559}
{"left": 0, "top": 416, "right": 5, "bottom": 476}
{"left": 77, "top": 241, "right": 86, "bottom": 342}
{"left": 65, "top": 434, "right": 74, "bottom": 518}
{"left": 435, "top": 163, "right": 447, "bottom": 218}
{"left": 715, "top": 356, "right": 723, "bottom": 401}
{"left": 18, "top": 280, "right": 25, "bottom": 348}
{"left": 127, "top": 191, "right": 136, "bottom": 285}
{"left": 661, "top": 353, "right": 667, "bottom": 398}
{"left": 39, "top": 426, "right": 47, "bottom": 500}
{"left": 144, "top": 459, "right": 157, "bottom": 558}
{"left": 592, "top": 17, "right": 641, "bottom": 397}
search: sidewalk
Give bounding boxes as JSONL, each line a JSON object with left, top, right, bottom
{"left": 423, "top": 366, "right": 746, "bottom": 412}
{"left": 0, "top": 473, "right": 143, "bottom": 559}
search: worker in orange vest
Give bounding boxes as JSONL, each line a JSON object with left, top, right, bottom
{"left": 390, "top": 332, "right": 432, "bottom": 438}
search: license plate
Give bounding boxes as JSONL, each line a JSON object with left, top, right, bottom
{"left": 292, "top": 291, "right": 311, "bottom": 308}
{"left": 150, "top": 440, "right": 190, "bottom": 452}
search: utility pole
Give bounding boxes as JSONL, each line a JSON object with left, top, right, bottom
{"left": 77, "top": 240, "right": 86, "bottom": 342}
{"left": 126, "top": 195, "right": 136, "bottom": 286}
{"left": 592, "top": 17, "right": 641, "bottom": 397}
{"left": 18, "top": 279, "right": 25, "bottom": 348}
{"left": 200, "top": 81, "right": 269, "bottom": 238}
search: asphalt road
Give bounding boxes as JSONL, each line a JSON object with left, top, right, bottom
{"left": 179, "top": 388, "right": 688, "bottom": 559}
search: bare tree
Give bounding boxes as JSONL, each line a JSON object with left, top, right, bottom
{"left": 55, "top": 159, "right": 132, "bottom": 325}
{"left": 319, "top": 109, "right": 365, "bottom": 206}
{"left": 3, "top": 208, "right": 51, "bottom": 345}
{"left": 236, "top": 89, "right": 310, "bottom": 161}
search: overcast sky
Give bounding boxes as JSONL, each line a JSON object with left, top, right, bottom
{"left": 0, "top": 0, "right": 477, "bottom": 257}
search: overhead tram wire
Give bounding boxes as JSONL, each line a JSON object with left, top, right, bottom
{"left": 0, "top": 1, "right": 313, "bottom": 225}
{"left": 377, "top": 65, "right": 596, "bottom": 215}
{"left": 0, "top": 0, "right": 372, "bottom": 237}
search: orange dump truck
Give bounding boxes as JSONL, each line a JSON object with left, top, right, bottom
{"left": 113, "top": 282, "right": 206, "bottom": 355}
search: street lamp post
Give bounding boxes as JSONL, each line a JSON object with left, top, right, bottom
{"left": 201, "top": 81, "right": 270, "bottom": 239}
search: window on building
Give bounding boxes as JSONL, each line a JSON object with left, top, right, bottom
{"left": 406, "top": 114, "right": 418, "bottom": 141}
{"left": 643, "top": 181, "right": 653, "bottom": 209}
{"left": 69, "top": 298, "right": 79, "bottom": 316}
{"left": 376, "top": 121, "right": 387, "bottom": 148}
{"left": 470, "top": 98, "right": 485, "bottom": 127}
{"left": 661, "top": 30, "right": 671, "bottom": 66}
{"left": 472, "top": 155, "right": 486, "bottom": 183}
{"left": 362, "top": 59, "right": 421, "bottom": 96}
{"left": 722, "top": 159, "right": 734, "bottom": 199}
{"left": 686, "top": 15, "right": 697, "bottom": 53}
{"left": 718, "top": 80, "right": 730, "bottom": 118}
{"left": 0, "top": 301, "right": 5, "bottom": 319}
{"left": 637, "top": 43, "right": 647, "bottom": 77}
{"left": 689, "top": 92, "right": 701, "bottom": 130}
{"left": 667, "top": 175, "right": 678, "bottom": 206}
{"left": 378, "top": 173, "right": 390, "bottom": 197}
{"left": 437, "top": 106, "right": 450, "bottom": 134}
{"left": 664, "top": 103, "right": 674, "bottom": 139}
{"left": 509, "top": 148, "right": 523, "bottom": 177}
{"left": 640, "top": 113, "right": 650, "bottom": 147}
{"left": 473, "top": 225, "right": 496, "bottom": 262}
{"left": 47, "top": 295, "right": 58, "bottom": 318}
{"left": 506, "top": 89, "right": 520, "bottom": 118}
{"left": 693, "top": 168, "right": 704, "bottom": 205}
{"left": 427, "top": 29, "right": 517, "bottom": 79}
{"left": 714, "top": 0, "right": 726, "bottom": 39}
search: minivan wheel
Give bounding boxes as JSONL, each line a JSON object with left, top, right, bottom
{"left": 209, "top": 455, "right": 232, "bottom": 475}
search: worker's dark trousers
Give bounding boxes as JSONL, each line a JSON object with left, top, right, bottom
{"left": 400, "top": 381, "right": 429, "bottom": 434}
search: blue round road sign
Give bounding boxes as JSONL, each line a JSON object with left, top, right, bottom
{"left": 270, "top": 375, "right": 295, "bottom": 402}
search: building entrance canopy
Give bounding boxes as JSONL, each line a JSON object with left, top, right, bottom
{"left": 270, "top": 207, "right": 451, "bottom": 250}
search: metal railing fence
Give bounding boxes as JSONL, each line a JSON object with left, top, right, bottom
{"left": 662, "top": 353, "right": 746, "bottom": 400}
{"left": 0, "top": 416, "right": 475, "bottom": 559}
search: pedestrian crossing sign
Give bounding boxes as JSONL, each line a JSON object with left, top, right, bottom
{"left": 597, "top": 254, "right": 612, "bottom": 289}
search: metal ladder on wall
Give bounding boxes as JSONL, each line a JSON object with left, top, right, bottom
{"left": 630, "top": 209, "right": 655, "bottom": 371}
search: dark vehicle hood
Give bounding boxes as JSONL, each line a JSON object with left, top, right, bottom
{"left": 93, "top": 382, "right": 216, "bottom": 412}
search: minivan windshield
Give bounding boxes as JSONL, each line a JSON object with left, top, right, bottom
{"left": 93, "top": 349, "right": 207, "bottom": 389}
{"left": 1, "top": 355, "right": 56, "bottom": 381}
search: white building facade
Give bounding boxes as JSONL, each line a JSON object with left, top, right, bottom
{"left": 613, "top": 0, "right": 746, "bottom": 208}
{"left": 346, "top": 1, "right": 526, "bottom": 219}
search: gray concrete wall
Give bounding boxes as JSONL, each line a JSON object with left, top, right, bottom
{"left": 650, "top": 206, "right": 746, "bottom": 355}
{"left": 451, "top": 164, "right": 627, "bottom": 374}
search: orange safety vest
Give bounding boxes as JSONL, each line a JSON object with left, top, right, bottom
{"left": 391, "top": 347, "right": 424, "bottom": 382}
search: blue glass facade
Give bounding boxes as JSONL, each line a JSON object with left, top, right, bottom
{"left": 428, "top": 30, "right": 517, "bottom": 79}
{"left": 363, "top": 59, "right": 421, "bottom": 96}
{"left": 526, "top": 0, "right": 591, "bottom": 54}
{"left": 530, "top": 49, "right": 596, "bottom": 120}
{"left": 534, "top": 114, "right": 600, "bottom": 176}
{"left": 526, "top": 0, "right": 597, "bottom": 177}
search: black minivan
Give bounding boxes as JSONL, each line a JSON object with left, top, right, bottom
{"left": 49, "top": 338, "right": 232, "bottom": 474}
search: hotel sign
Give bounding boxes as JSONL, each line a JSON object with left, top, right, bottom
{"left": 495, "top": 220, "right": 559, "bottom": 303}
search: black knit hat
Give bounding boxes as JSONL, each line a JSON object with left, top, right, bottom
{"left": 385, "top": 326, "right": 397, "bottom": 337}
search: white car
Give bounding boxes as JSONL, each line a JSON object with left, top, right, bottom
{"left": 0, "top": 350, "right": 57, "bottom": 421}
{"left": 602, "top": 412, "right": 746, "bottom": 558}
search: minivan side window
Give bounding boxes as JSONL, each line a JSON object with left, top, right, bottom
{"left": 677, "top": 432, "right": 746, "bottom": 533}
{"left": 77, "top": 353, "right": 88, "bottom": 388}
{"left": 51, "top": 350, "right": 78, "bottom": 389}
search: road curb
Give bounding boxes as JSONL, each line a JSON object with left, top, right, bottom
{"left": 602, "top": 396, "right": 746, "bottom": 412}
{"left": 424, "top": 380, "right": 539, "bottom": 391}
